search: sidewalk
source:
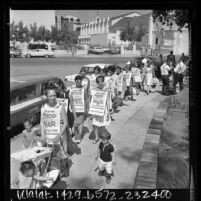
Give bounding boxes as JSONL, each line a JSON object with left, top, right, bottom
{"left": 58, "top": 90, "right": 167, "bottom": 189}
{"left": 10, "top": 87, "right": 167, "bottom": 189}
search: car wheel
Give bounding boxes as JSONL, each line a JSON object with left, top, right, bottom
{"left": 44, "top": 55, "right": 49, "bottom": 58}
{"left": 26, "top": 54, "right": 31, "bottom": 58}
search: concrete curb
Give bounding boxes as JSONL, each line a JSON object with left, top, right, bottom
{"left": 134, "top": 100, "right": 169, "bottom": 189}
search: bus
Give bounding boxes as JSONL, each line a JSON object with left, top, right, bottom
{"left": 22, "top": 42, "right": 55, "bottom": 58}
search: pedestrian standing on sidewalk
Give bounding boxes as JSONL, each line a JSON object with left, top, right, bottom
{"left": 91, "top": 75, "right": 111, "bottom": 144}
{"left": 95, "top": 131, "right": 116, "bottom": 184}
{"left": 124, "top": 65, "right": 135, "bottom": 101}
{"left": 40, "top": 86, "right": 68, "bottom": 157}
{"left": 131, "top": 63, "right": 142, "bottom": 95}
{"left": 160, "top": 60, "right": 171, "bottom": 95}
{"left": 167, "top": 51, "right": 176, "bottom": 67}
{"left": 173, "top": 58, "right": 187, "bottom": 94}
{"left": 115, "top": 66, "right": 126, "bottom": 106}
{"left": 69, "top": 75, "right": 87, "bottom": 144}
{"left": 143, "top": 59, "right": 155, "bottom": 95}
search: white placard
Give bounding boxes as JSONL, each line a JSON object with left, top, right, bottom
{"left": 41, "top": 107, "right": 61, "bottom": 136}
{"left": 125, "top": 72, "right": 132, "bottom": 86}
{"left": 72, "top": 88, "right": 85, "bottom": 113}
{"left": 117, "top": 74, "right": 123, "bottom": 92}
{"left": 89, "top": 90, "right": 108, "bottom": 116}
{"left": 57, "top": 98, "right": 68, "bottom": 113}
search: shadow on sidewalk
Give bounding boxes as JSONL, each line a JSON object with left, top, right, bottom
{"left": 68, "top": 133, "right": 81, "bottom": 156}
{"left": 118, "top": 148, "right": 142, "bottom": 163}
{"left": 81, "top": 126, "right": 89, "bottom": 140}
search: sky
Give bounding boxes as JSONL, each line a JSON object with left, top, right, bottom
{"left": 10, "top": 10, "right": 152, "bottom": 30}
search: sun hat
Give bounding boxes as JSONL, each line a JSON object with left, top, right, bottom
{"left": 142, "top": 58, "right": 147, "bottom": 64}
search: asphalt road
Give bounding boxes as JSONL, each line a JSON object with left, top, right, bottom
{"left": 10, "top": 56, "right": 135, "bottom": 81}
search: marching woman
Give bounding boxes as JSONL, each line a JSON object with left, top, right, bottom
{"left": 124, "top": 64, "right": 135, "bottom": 101}
{"left": 90, "top": 75, "right": 111, "bottom": 144}
{"left": 90, "top": 66, "right": 101, "bottom": 95}
{"left": 131, "top": 62, "right": 142, "bottom": 95}
{"left": 69, "top": 75, "right": 88, "bottom": 144}
{"left": 105, "top": 66, "right": 118, "bottom": 114}
{"left": 115, "top": 66, "right": 126, "bottom": 106}
{"left": 51, "top": 80, "right": 77, "bottom": 155}
{"left": 40, "top": 85, "right": 68, "bottom": 157}
{"left": 80, "top": 68, "right": 91, "bottom": 116}
{"left": 143, "top": 59, "right": 156, "bottom": 95}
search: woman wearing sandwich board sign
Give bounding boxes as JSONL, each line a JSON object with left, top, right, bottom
{"left": 89, "top": 75, "right": 111, "bottom": 144}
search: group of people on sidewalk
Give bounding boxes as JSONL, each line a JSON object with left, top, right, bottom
{"left": 12, "top": 52, "right": 189, "bottom": 188}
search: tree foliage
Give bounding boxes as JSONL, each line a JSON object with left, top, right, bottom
{"left": 10, "top": 21, "right": 79, "bottom": 48}
{"left": 152, "top": 10, "right": 190, "bottom": 31}
{"left": 120, "top": 22, "right": 136, "bottom": 45}
{"left": 135, "top": 24, "right": 146, "bottom": 42}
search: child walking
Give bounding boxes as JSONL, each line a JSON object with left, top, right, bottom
{"left": 22, "top": 119, "right": 38, "bottom": 149}
{"left": 95, "top": 131, "right": 116, "bottom": 184}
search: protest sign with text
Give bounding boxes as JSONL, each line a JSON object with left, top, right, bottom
{"left": 41, "top": 107, "right": 61, "bottom": 138}
{"left": 72, "top": 88, "right": 85, "bottom": 113}
{"left": 89, "top": 90, "right": 108, "bottom": 116}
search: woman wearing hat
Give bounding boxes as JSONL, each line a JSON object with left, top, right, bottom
{"left": 143, "top": 59, "right": 156, "bottom": 95}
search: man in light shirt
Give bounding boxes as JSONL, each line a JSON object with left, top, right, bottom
{"left": 160, "top": 61, "right": 171, "bottom": 95}
{"left": 173, "top": 59, "right": 187, "bottom": 93}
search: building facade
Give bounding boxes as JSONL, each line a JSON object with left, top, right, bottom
{"left": 78, "top": 12, "right": 142, "bottom": 47}
{"left": 148, "top": 16, "right": 189, "bottom": 55}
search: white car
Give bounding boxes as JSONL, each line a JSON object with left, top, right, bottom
{"left": 64, "top": 63, "right": 111, "bottom": 85}
{"left": 22, "top": 49, "right": 55, "bottom": 58}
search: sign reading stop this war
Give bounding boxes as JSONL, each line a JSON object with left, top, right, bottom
{"left": 42, "top": 108, "right": 60, "bottom": 135}
{"left": 89, "top": 90, "right": 108, "bottom": 116}
{"left": 72, "top": 88, "right": 85, "bottom": 113}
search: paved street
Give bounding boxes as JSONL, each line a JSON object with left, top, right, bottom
{"left": 10, "top": 56, "right": 136, "bottom": 81}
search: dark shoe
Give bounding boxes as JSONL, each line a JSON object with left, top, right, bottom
{"left": 98, "top": 170, "right": 105, "bottom": 176}
{"left": 106, "top": 177, "right": 111, "bottom": 184}
{"left": 111, "top": 116, "right": 115, "bottom": 121}
{"left": 130, "top": 98, "right": 136, "bottom": 101}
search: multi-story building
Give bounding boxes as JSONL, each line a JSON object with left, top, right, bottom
{"left": 55, "top": 15, "right": 81, "bottom": 32}
{"left": 78, "top": 12, "right": 142, "bottom": 47}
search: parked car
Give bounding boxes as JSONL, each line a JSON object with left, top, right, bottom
{"left": 105, "top": 47, "right": 120, "bottom": 55}
{"left": 22, "top": 49, "right": 55, "bottom": 58}
{"left": 10, "top": 76, "right": 66, "bottom": 137}
{"left": 88, "top": 47, "right": 108, "bottom": 54}
{"left": 64, "top": 63, "right": 111, "bottom": 87}
{"left": 10, "top": 47, "right": 22, "bottom": 58}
